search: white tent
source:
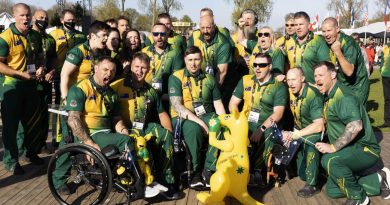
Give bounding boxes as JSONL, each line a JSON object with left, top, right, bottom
{"left": 0, "top": 12, "right": 14, "bottom": 29}
{"left": 352, "top": 21, "right": 387, "bottom": 34}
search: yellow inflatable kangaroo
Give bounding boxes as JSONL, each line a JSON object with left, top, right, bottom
{"left": 129, "top": 131, "right": 154, "bottom": 186}
{"left": 196, "top": 109, "right": 264, "bottom": 205}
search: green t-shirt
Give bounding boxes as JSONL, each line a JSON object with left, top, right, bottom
{"left": 289, "top": 84, "right": 324, "bottom": 131}
{"left": 247, "top": 40, "right": 285, "bottom": 75}
{"left": 324, "top": 81, "right": 380, "bottom": 153}
{"left": 110, "top": 77, "right": 163, "bottom": 127}
{"left": 188, "top": 29, "right": 233, "bottom": 73}
{"left": 168, "top": 68, "right": 222, "bottom": 117}
{"left": 381, "top": 42, "right": 390, "bottom": 77}
{"left": 329, "top": 32, "right": 369, "bottom": 104}
{"left": 233, "top": 75, "right": 288, "bottom": 124}
{"left": 286, "top": 32, "right": 330, "bottom": 84}
{"left": 66, "top": 77, "right": 120, "bottom": 134}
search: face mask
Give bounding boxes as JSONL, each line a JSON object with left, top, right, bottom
{"left": 35, "top": 20, "right": 48, "bottom": 31}
{"left": 64, "top": 22, "right": 76, "bottom": 30}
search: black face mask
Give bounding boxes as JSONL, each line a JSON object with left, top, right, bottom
{"left": 35, "top": 20, "right": 48, "bottom": 31}
{"left": 64, "top": 22, "right": 76, "bottom": 30}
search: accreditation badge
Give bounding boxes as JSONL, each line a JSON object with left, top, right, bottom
{"left": 151, "top": 79, "right": 162, "bottom": 92}
{"left": 132, "top": 118, "right": 145, "bottom": 130}
{"left": 193, "top": 101, "right": 206, "bottom": 117}
{"left": 27, "top": 64, "right": 36, "bottom": 74}
{"left": 248, "top": 108, "right": 260, "bottom": 123}
{"left": 205, "top": 65, "right": 215, "bottom": 76}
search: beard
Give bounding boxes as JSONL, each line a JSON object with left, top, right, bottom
{"left": 243, "top": 26, "right": 257, "bottom": 41}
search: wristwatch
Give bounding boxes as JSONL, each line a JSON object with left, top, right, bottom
{"left": 260, "top": 125, "right": 267, "bottom": 132}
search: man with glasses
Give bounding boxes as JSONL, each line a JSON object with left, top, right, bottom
{"left": 168, "top": 46, "right": 226, "bottom": 189}
{"left": 283, "top": 67, "right": 324, "bottom": 197}
{"left": 237, "top": 24, "right": 285, "bottom": 82}
{"left": 60, "top": 21, "right": 110, "bottom": 102}
{"left": 275, "top": 13, "right": 296, "bottom": 73}
{"left": 144, "top": 13, "right": 187, "bottom": 54}
{"left": 141, "top": 23, "right": 184, "bottom": 99}
{"left": 321, "top": 17, "right": 369, "bottom": 105}
{"left": 229, "top": 53, "right": 288, "bottom": 186}
{"left": 285, "top": 11, "right": 330, "bottom": 84}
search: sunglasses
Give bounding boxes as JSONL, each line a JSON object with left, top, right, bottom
{"left": 285, "top": 24, "right": 294, "bottom": 27}
{"left": 253, "top": 63, "right": 270, "bottom": 68}
{"left": 152, "top": 32, "right": 166, "bottom": 37}
{"left": 257, "top": 32, "right": 270, "bottom": 37}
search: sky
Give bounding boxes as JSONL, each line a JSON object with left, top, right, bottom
{"left": 15, "top": 0, "right": 379, "bottom": 30}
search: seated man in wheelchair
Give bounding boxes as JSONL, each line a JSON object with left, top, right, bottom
{"left": 282, "top": 67, "right": 324, "bottom": 198}
{"left": 228, "top": 53, "right": 288, "bottom": 186}
{"left": 168, "top": 46, "right": 226, "bottom": 189}
{"left": 110, "top": 52, "right": 181, "bottom": 200}
{"left": 52, "top": 56, "right": 136, "bottom": 195}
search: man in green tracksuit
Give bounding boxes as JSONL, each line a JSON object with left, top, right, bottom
{"left": 111, "top": 52, "right": 180, "bottom": 200}
{"left": 321, "top": 17, "right": 369, "bottom": 105}
{"left": 314, "top": 61, "right": 390, "bottom": 205}
{"left": 52, "top": 56, "right": 135, "bottom": 194}
{"left": 0, "top": 3, "right": 45, "bottom": 174}
{"left": 229, "top": 53, "right": 288, "bottom": 186}
{"left": 168, "top": 46, "right": 226, "bottom": 189}
{"left": 284, "top": 67, "right": 324, "bottom": 197}
{"left": 379, "top": 42, "right": 390, "bottom": 128}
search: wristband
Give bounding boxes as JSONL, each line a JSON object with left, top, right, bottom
{"left": 331, "top": 144, "right": 337, "bottom": 152}
{"left": 260, "top": 125, "right": 266, "bottom": 132}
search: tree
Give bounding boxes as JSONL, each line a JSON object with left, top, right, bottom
{"left": 161, "top": 0, "right": 182, "bottom": 15}
{"left": 181, "top": 14, "right": 192, "bottom": 22}
{"left": 134, "top": 14, "right": 153, "bottom": 31}
{"left": 93, "top": 0, "right": 121, "bottom": 21}
{"left": 326, "top": 0, "right": 366, "bottom": 28}
{"left": 226, "top": 0, "right": 273, "bottom": 27}
{"left": 122, "top": 8, "right": 140, "bottom": 28}
{"left": 0, "top": 0, "right": 13, "bottom": 14}
{"left": 73, "top": 1, "right": 85, "bottom": 25}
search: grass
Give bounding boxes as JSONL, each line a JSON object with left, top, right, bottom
{"left": 367, "top": 67, "right": 390, "bottom": 133}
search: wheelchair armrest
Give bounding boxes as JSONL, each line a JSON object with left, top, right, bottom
{"left": 101, "top": 144, "right": 120, "bottom": 158}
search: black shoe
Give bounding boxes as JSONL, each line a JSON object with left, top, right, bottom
{"left": 202, "top": 169, "right": 213, "bottom": 188}
{"left": 248, "top": 170, "right": 264, "bottom": 187}
{"left": 297, "top": 184, "right": 320, "bottom": 198}
{"left": 28, "top": 155, "right": 45, "bottom": 165}
{"left": 344, "top": 196, "right": 369, "bottom": 205}
{"left": 57, "top": 184, "right": 71, "bottom": 195}
{"left": 379, "top": 167, "right": 390, "bottom": 199}
{"left": 190, "top": 172, "right": 204, "bottom": 188}
{"left": 40, "top": 146, "right": 51, "bottom": 155}
{"left": 377, "top": 123, "right": 390, "bottom": 129}
{"left": 160, "top": 184, "right": 181, "bottom": 200}
{"left": 5, "top": 163, "right": 25, "bottom": 175}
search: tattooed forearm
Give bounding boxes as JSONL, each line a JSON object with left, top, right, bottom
{"left": 333, "top": 120, "right": 363, "bottom": 151}
{"left": 68, "top": 111, "right": 91, "bottom": 142}
{"left": 170, "top": 96, "right": 189, "bottom": 118}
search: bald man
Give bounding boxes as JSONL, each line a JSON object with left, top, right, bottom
{"left": 284, "top": 67, "right": 324, "bottom": 197}
{"left": 0, "top": 3, "right": 44, "bottom": 174}
{"left": 321, "top": 17, "right": 369, "bottom": 105}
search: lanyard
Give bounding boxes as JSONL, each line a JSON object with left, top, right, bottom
{"left": 202, "top": 43, "right": 215, "bottom": 65}
{"left": 151, "top": 48, "right": 168, "bottom": 80}
{"left": 41, "top": 34, "right": 47, "bottom": 69}
{"left": 293, "top": 43, "right": 307, "bottom": 66}
{"left": 250, "top": 80, "right": 268, "bottom": 109}
{"left": 323, "top": 98, "right": 329, "bottom": 125}
{"left": 89, "top": 77, "right": 112, "bottom": 116}
{"left": 132, "top": 87, "right": 149, "bottom": 124}
{"left": 62, "top": 28, "right": 75, "bottom": 49}
{"left": 187, "top": 76, "right": 203, "bottom": 102}
{"left": 17, "top": 34, "right": 35, "bottom": 64}
{"left": 291, "top": 95, "right": 303, "bottom": 129}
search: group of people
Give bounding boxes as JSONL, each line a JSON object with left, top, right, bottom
{"left": 1, "top": 2, "right": 390, "bottom": 205}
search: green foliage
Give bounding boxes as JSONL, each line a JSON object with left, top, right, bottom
{"left": 181, "top": 15, "right": 192, "bottom": 22}
{"left": 50, "top": 12, "right": 62, "bottom": 27}
{"left": 93, "top": 0, "right": 121, "bottom": 21}
{"left": 326, "top": 0, "right": 366, "bottom": 28}
{"left": 0, "top": 0, "right": 13, "bottom": 14}
{"left": 72, "top": 1, "right": 85, "bottom": 25}
{"left": 228, "top": 0, "right": 273, "bottom": 27}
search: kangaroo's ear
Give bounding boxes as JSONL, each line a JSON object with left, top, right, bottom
{"left": 232, "top": 107, "right": 239, "bottom": 120}
{"left": 144, "top": 133, "right": 153, "bottom": 141}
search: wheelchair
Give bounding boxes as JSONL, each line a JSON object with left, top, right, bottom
{"left": 47, "top": 112, "right": 145, "bottom": 205}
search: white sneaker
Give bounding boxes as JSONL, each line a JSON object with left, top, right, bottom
{"left": 150, "top": 182, "right": 168, "bottom": 192}
{"left": 380, "top": 167, "right": 390, "bottom": 199}
{"left": 144, "top": 186, "right": 160, "bottom": 198}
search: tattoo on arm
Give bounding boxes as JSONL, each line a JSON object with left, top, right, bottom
{"left": 68, "top": 111, "right": 91, "bottom": 142}
{"left": 333, "top": 120, "right": 362, "bottom": 151}
{"left": 170, "top": 96, "right": 189, "bottom": 118}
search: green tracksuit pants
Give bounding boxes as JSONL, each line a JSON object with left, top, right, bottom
{"left": 171, "top": 112, "right": 220, "bottom": 173}
{"left": 296, "top": 134, "right": 321, "bottom": 186}
{"left": 248, "top": 121, "right": 273, "bottom": 171}
{"left": 1, "top": 80, "right": 42, "bottom": 170}
{"left": 52, "top": 131, "right": 135, "bottom": 189}
{"left": 321, "top": 145, "right": 381, "bottom": 202}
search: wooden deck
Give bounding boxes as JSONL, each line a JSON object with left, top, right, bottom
{"left": 1, "top": 130, "right": 390, "bottom": 205}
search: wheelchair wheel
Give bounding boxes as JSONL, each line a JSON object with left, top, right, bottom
{"left": 47, "top": 143, "right": 112, "bottom": 205}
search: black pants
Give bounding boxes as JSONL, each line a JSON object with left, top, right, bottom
{"left": 383, "top": 76, "right": 390, "bottom": 125}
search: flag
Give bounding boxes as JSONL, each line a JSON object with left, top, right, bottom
{"left": 350, "top": 6, "right": 355, "bottom": 28}
{"left": 364, "top": 5, "right": 369, "bottom": 26}
{"left": 311, "top": 14, "right": 319, "bottom": 30}
{"left": 385, "top": 0, "right": 389, "bottom": 26}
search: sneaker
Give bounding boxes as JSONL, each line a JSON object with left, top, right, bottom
{"left": 190, "top": 172, "right": 204, "bottom": 188}
{"left": 56, "top": 184, "right": 71, "bottom": 195}
{"left": 248, "top": 170, "right": 264, "bottom": 187}
{"left": 144, "top": 186, "right": 160, "bottom": 198}
{"left": 344, "top": 196, "right": 369, "bottom": 205}
{"left": 28, "top": 155, "right": 45, "bottom": 165}
{"left": 160, "top": 184, "right": 181, "bottom": 200}
{"left": 379, "top": 167, "right": 390, "bottom": 199}
{"left": 41, "top": 146, "right": 52, "bottom": 155}
{"left": 202, "top": 169, "right": 213, "bottom": 188}
{"left": 5, "top": 163, "right": 25, "bottom": 175}
{"left": 297, "top": 184, "right": 320, "bottom": 198}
